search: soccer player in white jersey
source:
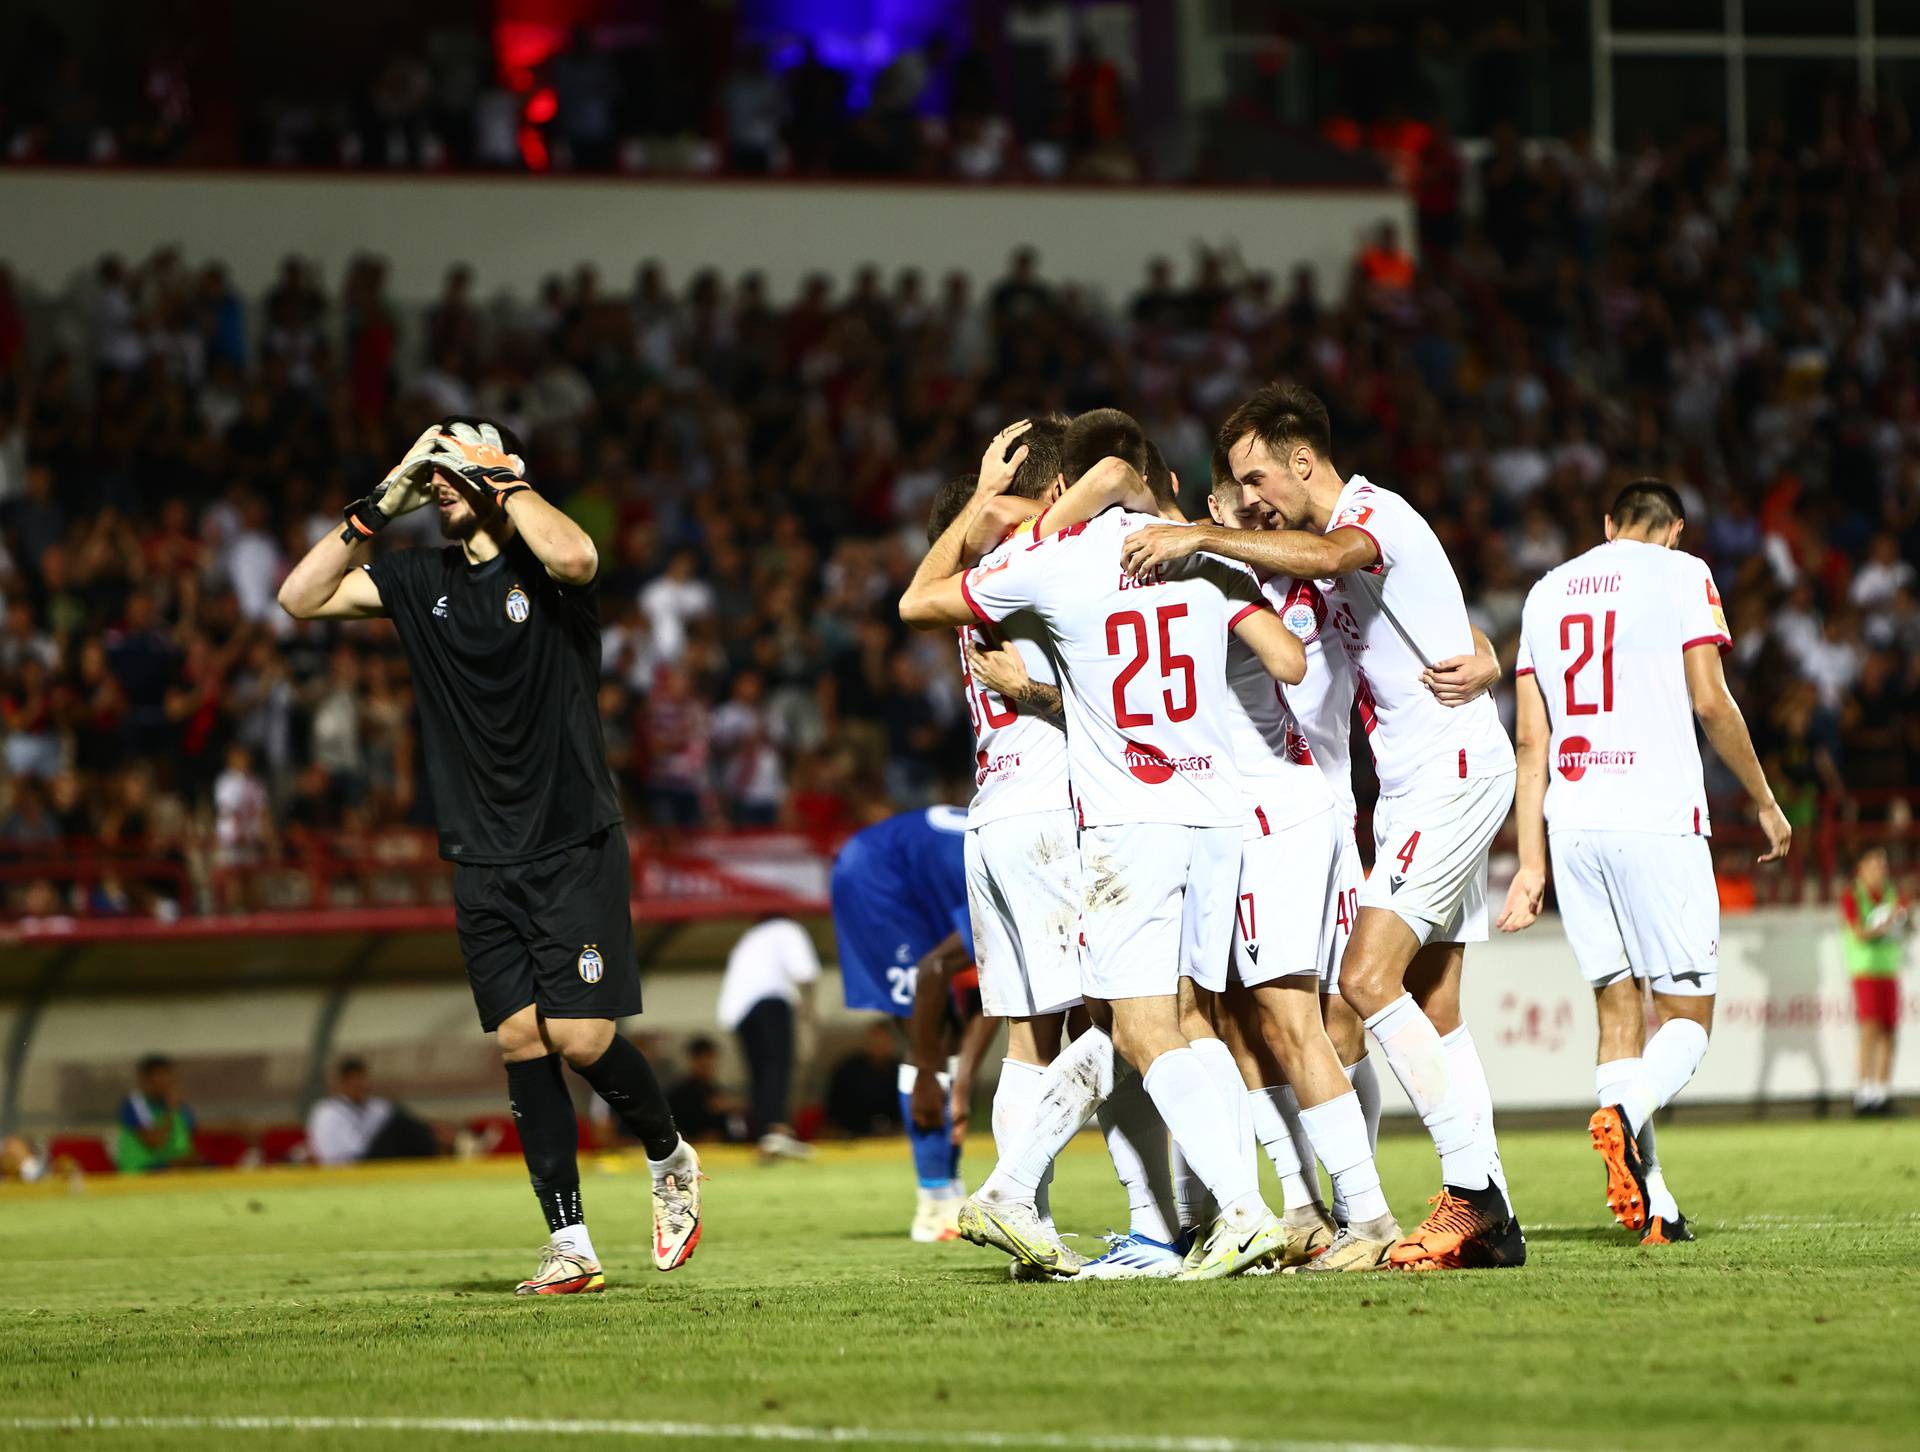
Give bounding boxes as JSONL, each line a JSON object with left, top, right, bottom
{"left": 910, "top": 421, "right": 1087, "bottom": 1267}
{"left": 1498, "top": 481, "right": 1790, "bottom": 1245}
{"left": 903, "top": 408, "right": 1308, "bottom": 1280}
{"left": 1122, "top": 383, "right": 1523, "bottom": 1271}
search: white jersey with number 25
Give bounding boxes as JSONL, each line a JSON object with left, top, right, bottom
{"left": 962, "top": 507, "right": 1268, "bottom": 830}
{"left": 1515, "top": 538, "right": 1731, "bottom": 837}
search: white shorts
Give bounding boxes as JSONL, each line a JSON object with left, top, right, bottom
{"left": 1550, "top": 830, "right": 1720, "bottom": 998}
{"left": 1079, "top": 822, "right": 1241, "bottom": 1000}
{"left": 1321, "top": 826, "right": 1363, "bottom": 991}
{"left": 1360, "top": 771, "right": 1515, "bottom": 947}
{"left": 1233, "top": 808, "right": 1343, "bottom": 988}
{"left": 965, "top": 811, "right": 1083, "bottom": 1018}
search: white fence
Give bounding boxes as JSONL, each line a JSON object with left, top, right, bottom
{"left": 0, "top": 169, "right": 1408, "bottom": 305}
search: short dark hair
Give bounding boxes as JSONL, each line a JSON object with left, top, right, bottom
{"left": 687, "top": 1036, "right": 719, "bottom": 1057}
{"left": 336, "top": 1056, "right": 368, "bottom": 1078}
{"left": 926, "top": 475, "right": 978, "bottom": 543}
{"left": 1609, "top": 479, "right": 1685, "bottom": 531}
{"left": 1007, "top": 414, "right": 1070, "bottom": 501}
{"left": 1065, "top": 408, "right": 1170, "bottom": 507}
{"left": 1207, "top": 442, "right": 1237, "bottom": 500}
{"left": 136, "top": 1053, "right": 173, "bottom": 1077}
{"left": 1143, "top": 440, "right": 1175, "bottom": 509}
{"left": 1216, "top": 382, "right": 1332, "bottom": 464}
{"left": 437, "top": 414, "right": 527, "bottom": 458}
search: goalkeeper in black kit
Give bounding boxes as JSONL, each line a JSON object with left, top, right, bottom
{"left": 278, "top": 418, "right": 702, "bottom": 1294}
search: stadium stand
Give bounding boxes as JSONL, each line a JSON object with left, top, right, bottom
{"left": 2, "top": 111, "right": 1916, "bottom": 930}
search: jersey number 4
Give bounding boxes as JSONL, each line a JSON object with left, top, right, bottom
{"left": 1560, "top": 611, "right": 1616, "bottom": 716}
{"left": 1106, "top": 605, "right": 1196, "bottom": 728}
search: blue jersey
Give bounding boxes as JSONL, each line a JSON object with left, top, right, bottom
{"left": 830, "top": 806, "right": 973, "bottom": 1014}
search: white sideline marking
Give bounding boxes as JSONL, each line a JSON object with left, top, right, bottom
{"left": 0, "top": 1417, "right": 1546, "bottom": 1452}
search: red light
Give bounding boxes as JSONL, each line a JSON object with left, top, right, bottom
{"left": 519, "top": 126, "right": 550, "bottom": 171}
{"left": 525, "top": 88, "right": 557, "bottom": 124}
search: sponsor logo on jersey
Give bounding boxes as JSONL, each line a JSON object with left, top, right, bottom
{"left": 971, "top": 556, "right": 1011, "bottom": 583}
{"left": 1284, "top": 724, "right": 1315, "bottom": 765}
{"left": 432, "top": 595, "right": 449, "bottom": 619}
{"left": 577, "top": 945, "right": 604, "bottom": 983}
{"left": 1122, "top": 739, "right": 1212, "bottom": 784}
{"left": 1125, "top": 739, "right": 1176, "bottom": 784}
{"left": 505, "top": 586, "right": 531, "bottom": 623}
{"left": 1556, "top": 736, "right": 1638, "bottom": 781}
{"left": 976, "top": 748, "right": 1022, "bottom": 785}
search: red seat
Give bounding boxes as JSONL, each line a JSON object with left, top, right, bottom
{"left": 260, "top": 1125, "right": 308, "bottom": 1164}
{"left": 46, "top": 1134, "right": 115, "bottom": 1175}
{"left": 193, "top": 1129, "right": 253, "bottom": 1167}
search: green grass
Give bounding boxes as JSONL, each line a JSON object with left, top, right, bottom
{"left": 3, "top": 1118, "right": 1918, "bottom": 1452}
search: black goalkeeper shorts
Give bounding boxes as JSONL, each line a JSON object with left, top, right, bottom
{"left": 453, "top": 826, "right": 643, "bottom": 1032}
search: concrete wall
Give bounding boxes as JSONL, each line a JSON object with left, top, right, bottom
{"left": 0, "top": 170, "right": 1409, "bottom": 305}
{"left": 7, "top": 907, "right": 1912, "bottom": 1132}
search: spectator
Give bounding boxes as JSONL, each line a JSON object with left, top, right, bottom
{"left": 305, "top": 1056, "right": 441, "bottom": 1164}
{"left": 717, "top": 915, "right": 821, "bottom": 1160}
{"left": 1840, "top": 848, "right": 1909, "bottom": 1117}
{"left": 114, "top": 1053, "right": 199, "bottom": 1173}
{"left": 825, "top": 1021, "right": 903, "bottom": 1138}
{"left": 662, "top": 1037, "right": 750, "bottom": 1145}
{"left": 543, "top": 25, "right": 620, "bottom": 170}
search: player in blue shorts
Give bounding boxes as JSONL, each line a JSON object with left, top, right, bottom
{"left": 830, "top": 804, "right": 982, "bottom": 1241}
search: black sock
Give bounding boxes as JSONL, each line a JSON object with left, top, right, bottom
{"left": 506, "top": 1054, "right": 583, "bottom": 1234}
{"left": 571, "top": 1036, "right": 680, "bottom": 1160}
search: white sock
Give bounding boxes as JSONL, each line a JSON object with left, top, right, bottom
{"left": 1333, "top": 1059, "right": 1381, "bottom": 1222}
{"left": 1188, "top": 1036, "right": 1255, "bottom": 1183}
{"left": 647, "top": 1137, "right": 695, "bottom": 1182}
{"left": 1171, "top": 1141, "right": 1214, "bottom": 1231}
{"left": 552, "top": 1223, "right": 597, "bottom": 1262}
{"left": 1096, "top": 1070, "right": 1177, "bottom": 1242}
{"left": 992, "top": 1058, "right": 1054, "bottom": 1229}
{"left": 1594, "top": 1057, "right": 1643, "bottom": 1118}
{"left": 1346, "top": 1055, "right": 1383, "bottom": 1151}
{"left": 1300, "top": 1091, "right": 1390, "bottom": 1225}
{"left": 1440, "top": 1022, "right": 1508, "bottom": 1208}
{"left": 1638, "top": 1116, "right": 1680, "bottom": 1221}
{"left": 1249, "top": 1086, "right": 1319, "bottom": 1213}
{"left": 1636, "top": 1019, "right": 1709, "bottom": 1131}
{"left": 1142, "top": 1048, "right": 1260, "bottom": 1222}
{"left": 1366, "top": 994, "right": 1488, "bottom": 1192}
{"left": 983, "top": 1027, "right": 1114, "bottom": 1199}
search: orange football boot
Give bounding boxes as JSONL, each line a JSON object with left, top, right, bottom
{"left": 1388, "top": 1187, "right": 1526, "bottom": 1270}
{"left": 1588, "top": 1105, "right": 1650, "bottom": 1231}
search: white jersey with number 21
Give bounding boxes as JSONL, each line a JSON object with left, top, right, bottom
{"left": 1516, "top": 538, "right": 1731, "bottom": 837}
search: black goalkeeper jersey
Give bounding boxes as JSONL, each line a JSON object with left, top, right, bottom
{"left": 366, "top": 533, "right": 622, "bottom": 864}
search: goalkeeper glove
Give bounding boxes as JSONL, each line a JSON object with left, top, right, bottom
{"left": 341, "top": 426, "right": 450, "bottom": 544}
{"left": 430, "top": 420, "right": 532, "bottom": 505}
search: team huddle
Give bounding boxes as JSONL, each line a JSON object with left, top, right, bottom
{"left": 881, "top": 384, "right": 1786, "bottom": 1279}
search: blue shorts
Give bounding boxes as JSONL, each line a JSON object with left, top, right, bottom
{"left": 830, "top": 856, "right": 973, "bottom": 1015}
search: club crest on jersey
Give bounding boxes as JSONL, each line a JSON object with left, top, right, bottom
{"left": 577, "top": 945, "right": 604, "bottom": 983}
{"left": 505, "top": 586, "right": 531, "bottom": 623}
{"left": 1280, "top": 580, "right": 1325, "bottom": 642}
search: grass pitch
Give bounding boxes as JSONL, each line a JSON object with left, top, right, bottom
{"left": 2, "top": 1116, "right": 1917, "bottom": 1452}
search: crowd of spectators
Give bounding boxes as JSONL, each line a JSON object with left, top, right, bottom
{"left": 2, "top": 13, "right": 1160, "bottom": 186}
{"left": 2, "top": 110, "right": 1919, "bottom": 919}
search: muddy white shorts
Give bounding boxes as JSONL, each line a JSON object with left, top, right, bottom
{"left": 965, "top": 810, "right": 1083, "bottom": 1017}
{"left": 1360, "top": 771, "right": 1515, "bottom": 947}
{"left": 1078, "top": 821, "right": 1241, "bottom": 1000}
{"left": 1550, "top": 829, "right": 1719, "bottom": 997}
